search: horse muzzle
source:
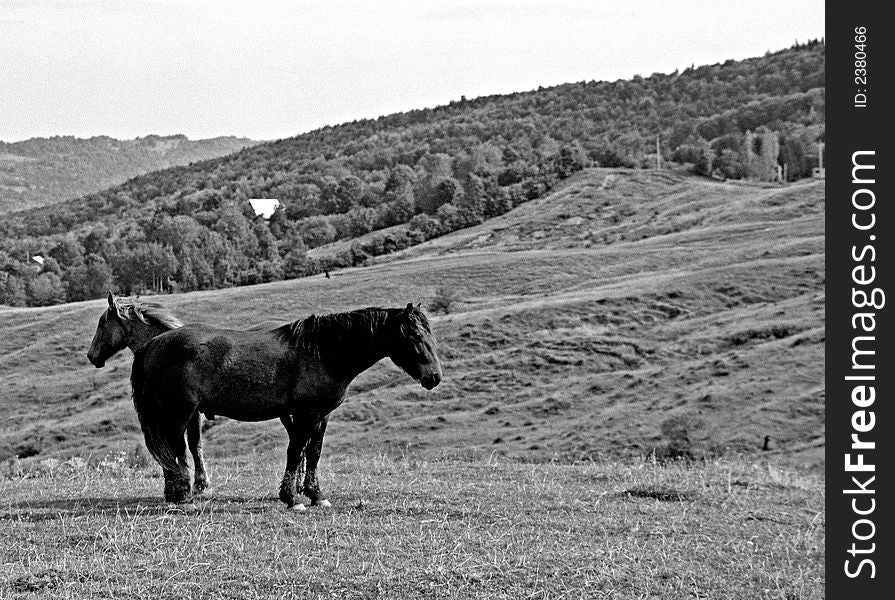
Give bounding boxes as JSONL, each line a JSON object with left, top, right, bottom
{"left": 420, "top": 371, "right": 441, "bottom": 390}
{"left": 86, "top": 352, "right": 105, "bottom": 368}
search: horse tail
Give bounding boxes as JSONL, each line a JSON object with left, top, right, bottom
{"left": 131, "top": 346, "right": 179, "bottom": 474}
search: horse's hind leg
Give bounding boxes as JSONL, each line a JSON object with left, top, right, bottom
{"left": 187, "top": 412, "right": 209, "bottom": 495}
{"left": 303, "top": 418, "right": 330, "bottom": 507}
{"left": 163, "top": 429, "right": 193, "bottom": 504}
{"left": 278, "top": 415, "right": 309, "bottom": 510}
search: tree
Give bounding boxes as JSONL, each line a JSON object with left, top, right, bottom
{"left": 176, "top": 248, "right": 211, "bottom": 291}
{"left": 418, "top": 177, "right": 462, "bottom": 214}
{"left": 460, "top": 174, "right": 486, "bottom": 215}
{"left": 335, "top": 175, "right": 364, "bottom": 211}
{"left": 408, "top": 213, "right": 441, "bottom": 239}
{"left": 214, "top": 202, "right": 253, "bottom": 241}
{"left": 64, "top": 254, "right": 113, "bottom": 302}
{"left": 0, "top": 272, "right": 27, "bottom": 306}
{"left": 283, "top": 184, "right": 322, "bottom": 219}
{"left": 345, "top": 207, "right": 378, "bottom": 237}
{"left": 484, "top": 193, "right": 514, "bottom": 219}
{"left": 384, "top": 164, "right": 417, "bottom": 195}
{"left": 414, "top": 153, "right": 454, "bottom": 212}
{"left": 27, "top": 272, "right": 67, "bottom": 306}
{"left": 672, "top": 141, "right": 713, "bottom": 176}
{"left": 48, "top": 235, "right": 85, "bottom": 268}
{"left": 151, "top": 214, "right": 204, "bottom": 250}
{"left": 455, "top": 142, "right": 503, "bottom": 181}
{"left": 294, "top": 217, "right": 337, "bottom": 248}
{"left": 554, "top": 143, "right": 589, "bottom": 179}
{"left": 110, "top": 242, "right": 178, "bottom": 294}
{"left": 435, "top": 203, "right": 461, "bottom": 232}
{"left": 81, "top": 225, "right": 110, "bottom": 256}
{"left": 267, "top": 206, "right": 288, "bottom": 239}
{"left": 383, "top": 187, "right": 416, "bottom": 225}
{"left": 714, "top": 148, "right": 746, "bottom": 180}
{"left": 253, "top": 221, "right": 280, "bottom": 262}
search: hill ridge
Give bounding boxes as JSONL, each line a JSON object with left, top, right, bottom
{"left": 0, "top": 134, "right": 257, "bottom": 214}
{"left": 1, "top": 43, "right": 823, "bottom": 307}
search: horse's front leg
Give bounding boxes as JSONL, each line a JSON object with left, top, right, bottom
{"left": 187, "top": 412, "right": 209, "bottom": 494}
{"left": 303, "top": 418, "right": 330, "bottom": 507}
{"left": 278, "top": 415, "right": 309, "bottom": 510}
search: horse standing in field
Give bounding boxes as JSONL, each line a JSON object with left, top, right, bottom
{"left": 131, "top": 304, "right": 442, "bottom": 508}
{"left": 86, "top": 292, "right": 283, "bottom": 495}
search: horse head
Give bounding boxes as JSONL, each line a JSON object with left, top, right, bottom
{"left": 389, "top": 303, "right": 442, "bottom": 390}
{"left": 86, "top": 291, "right": 130, "bottom": 368}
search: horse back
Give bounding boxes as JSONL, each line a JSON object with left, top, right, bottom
{"left": 134, "top": 323, "right": 342, "bottom": 422}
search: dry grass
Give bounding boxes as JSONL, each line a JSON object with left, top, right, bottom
{"left": 0, "top": 453, "right": 823, "bottom": 599}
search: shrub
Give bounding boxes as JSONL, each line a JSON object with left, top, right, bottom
{"left": 429, "top": 287, "right": 458, "bottom": 314}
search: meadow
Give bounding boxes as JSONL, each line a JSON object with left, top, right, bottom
{"left": 0, "top": 168, "right": 825, "bottom": 597}
{"left": 0, "top": 453, "right": 823, "bottom": 599}
{"left": 0, "top": 169, "right": 824, "bottom": 466}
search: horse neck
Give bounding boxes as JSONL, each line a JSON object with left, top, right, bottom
{"left": 126, "top": 320, "right": 175, "bottom": 353}
{"left": 318, "top": 310, "right": 396, "bottom": 382}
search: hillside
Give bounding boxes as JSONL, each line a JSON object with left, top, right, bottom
{"left": 0, "top": 134, "right": 256, "bottom": 214}
{"left": 1, "top": 42, "right": 824, "bottom": 307}
{"left": 0, "top": 169, "right": 824, "bottom": 468}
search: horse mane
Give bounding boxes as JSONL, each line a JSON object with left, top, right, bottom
{"left": 274, "top": 307, "right": 420, "bottom": 356}
{"left": 113, "top": 298, "right": 183, "bottom": 330}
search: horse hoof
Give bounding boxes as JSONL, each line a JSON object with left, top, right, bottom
{"left": 288, "top": 503, "right": 307, "bottom": 512}
{"left": 165, "top": 494, "right": 192, "bottom": 505}
{"left": 313, "top": 499, "right": 332, "bottom": 508}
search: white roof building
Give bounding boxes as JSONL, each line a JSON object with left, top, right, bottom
{"left": 248, "top": 198, "right": 280, "bottom": 219}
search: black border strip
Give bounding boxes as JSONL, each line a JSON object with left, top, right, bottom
{"left": 826, "top": 4, "right": 892, "bottom": 597}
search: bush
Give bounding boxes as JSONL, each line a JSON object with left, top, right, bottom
{"left": 429, "top": 287, "right": 458, "bottom": 314}
{"left": 408, "top": 214, "right": 442, "bottom": 239}
{"left": 654, "top": 414, "right": 704, "bottom": 461}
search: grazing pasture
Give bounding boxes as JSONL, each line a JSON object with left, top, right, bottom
{"left": 0, "top": 168, "right": 825, "bottom": 597}
{"left": 0, "top": 454, "right": 823, "bottom": 599}
{"left": 0, "top": 169, "right": 824, "bottom": 468}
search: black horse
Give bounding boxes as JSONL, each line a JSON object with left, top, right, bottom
{"left": 86, "top": 292, "right": 283, "bottom": 494}
{"left": 131, "top": 304, "right": 442, "bottom": 508}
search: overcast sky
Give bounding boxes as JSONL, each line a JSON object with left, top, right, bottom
{"left": 1, "top": 0, "right": 824, "bottom": 142}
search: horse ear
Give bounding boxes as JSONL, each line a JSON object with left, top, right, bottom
{"left": 405, "top": 302, "right": 414, "bottom": 312}
{"left": 107, "top": 291, "right": 115, "bottom": 308}
{"left": 416, "top": 303, "right": 422, "bottom": 310}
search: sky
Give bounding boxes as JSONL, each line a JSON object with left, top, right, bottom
{"left": 0, "top": 0, "right": 824, "bottom": 143}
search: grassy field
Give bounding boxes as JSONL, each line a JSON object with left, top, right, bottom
{"left": 0, "top": 168, "right": 825, "bottom": 596}
{"left": 0, "top": 453, "right": 823, "bottom": 599}
{"left": 0, "top": 169, "right": 824, "bottom": 467}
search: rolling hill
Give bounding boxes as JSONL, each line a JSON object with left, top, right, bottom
{"left": 0, "top": 42, "right": 824, "bottom": 308}
{"left": 0, "top": 167, "right": 824, "bottom": 469}
{"left": 0, "top": 134, "right": 256, "bottom": 214}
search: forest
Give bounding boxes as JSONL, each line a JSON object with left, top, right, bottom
{"left": 0, "top": 41, "right": 824, "bottom": 307}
